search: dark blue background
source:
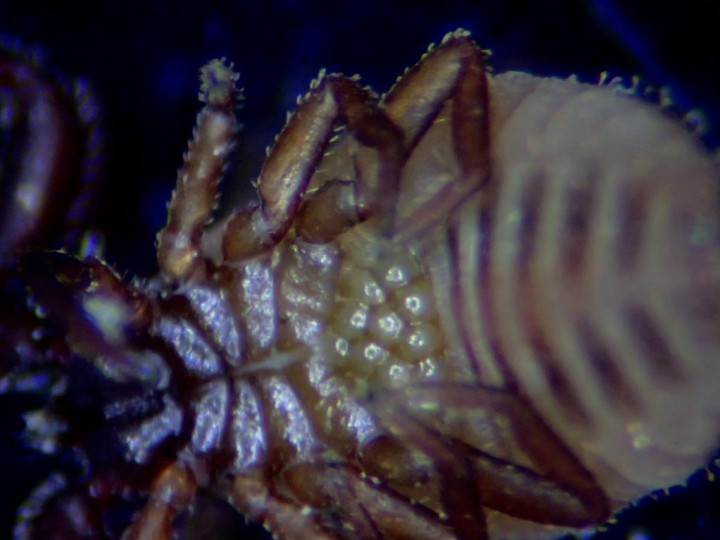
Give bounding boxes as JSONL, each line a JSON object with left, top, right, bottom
{"left": 1, "top": 1, "right": 719, "bottom": 538}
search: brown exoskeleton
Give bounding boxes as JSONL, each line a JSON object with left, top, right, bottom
{"left": 6, "top": 29, "right": 720, "bottom": 539}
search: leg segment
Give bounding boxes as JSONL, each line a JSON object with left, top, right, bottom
{"left": 222, "top": 74, "right": 404, "bottom": 261}
{"left": 227, "top": 474, "right": 338, "bottom": 540}
{"left": 383, "top": 30, "right": 491, "bottom": 239}
{"left": 370, "top": 382, "right": 610, "bottom": 529}
{"left": 223, "top": 30, "right": 490, "bottom": 259}
{"left": 156, "top": 59, "right": 239, "bottom": 281}
{"left": 157, "top": 32, "right": 490, "bottom": 268}
{"left": 383, "top": 29, "right": 489, "bottom": 173}
{"left": 122, "top": 462, "right": 197, "bottom": 540}
{"left": 279, "top": 463, "right": 455, "bottom": 540}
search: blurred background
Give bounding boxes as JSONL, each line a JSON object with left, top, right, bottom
{"left": 1, "top": 0, "right": 719, "bottom": 538}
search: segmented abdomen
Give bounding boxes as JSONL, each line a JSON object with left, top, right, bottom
{"left": 428, "top": 71, "right": 720, "bottom": 503}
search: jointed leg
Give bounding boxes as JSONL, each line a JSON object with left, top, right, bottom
{"left": 222, "top": 74, "right": 404, "bottom": 261}
{"left": 278, "top": 463, "right": 456, "bottom": 540}
{"left": 276, "top": 31, "right": 491, "bottom": 245}
{"left": 223, "top": 32, "right": 491, "bottom": 257}
{"left": 227, "top": 474, "right": 339, "bottom": 540}
{"left": 156, "top": 59, "right": 239, "bottom": 281}
{"left": 122, "top": 462, "right": 197, "bottom": 540}
{"left": 370, "top": 382, "right": 610, "bottom": 529}
{"left": 383, "top": 29, "right": 489, "bottom": 175}
{"left": 383, "top": 30, "right": 491, "bottom": 238}
{"left": 160, "top": 32, "right": 491, "bottom": 269}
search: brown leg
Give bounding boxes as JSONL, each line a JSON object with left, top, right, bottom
{"left": 156, "top": 59, "right": 239, "bottom": 281}
{"left": 227, "top": 474, "right": 338, "bottom": 540}
{"left": 288, "top": 31, "right": 492, "bottom": 247}
{"left": 358, "top": 425, "right": 487, "bottom": 540}
{"left": 279, "top": 463, "right": 456, "bottom": 540}
{"left": 157, "top": 32, "right": 490, "bottom": 269}
{"left": 294, "top": 179, "right": 360, "bottom": 243}
{"left": 371, "top": 382, "right": 610, "bottom": 528}
{"left": 383, "top": 29, "right": 489, "bottom": 177}
{"left": 222, "top": 74, "right": 404, "bottom": 261}
{"left": 223, "top": 32, "right": 489, "bottom": 262}
{"left": 122, "top": 462, "right": 196, "bottom": 540}
{"left": 382, "top": 30, "right": 491, "bottom": 239}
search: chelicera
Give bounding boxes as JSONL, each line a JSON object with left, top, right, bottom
{"left": 3, "top": 29, "right": 720, "bottom": 539}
